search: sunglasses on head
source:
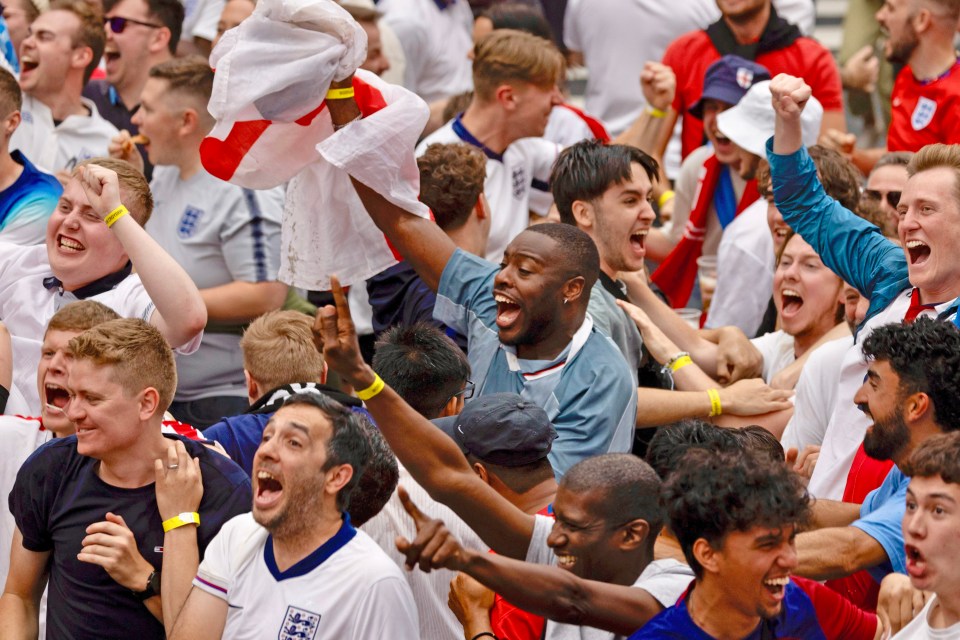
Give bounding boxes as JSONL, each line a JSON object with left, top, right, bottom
{"left": 862, "top": 189, "right": 901, "bottom": 208}
{"left": 104, "top": 16, "right": 163, "bottom": 33}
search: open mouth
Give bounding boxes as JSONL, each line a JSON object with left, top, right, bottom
{"left": 905, "top": 544, "right": 926, "bottom": 577}
{"left": 44, "top": 383, "right": 70, "bottom": 414}
{"left": 630, "top": 229, "right": 648, "bottom": 256}
{"left": 556, "top": 553, "right": 576, "bottom": 570}
{"left": 58, "top": 235, "right": 85, "bottom": 252}
{"left": 255, "top": 470, "right": 284, "bottom": 508}
{"left": 20, "top": 59, "right": 38, "bottom": 74}
{"left": 762, "top": 575, "right": 790, "bottom": 600}
{"left": 494, "top": 293, "right": 522, "bottom": 329}
{"left": 780, "top": 288, "right": 804, "bottom": 317}
{"left": 906, "top": 240, "right": 930, "bottom": 266}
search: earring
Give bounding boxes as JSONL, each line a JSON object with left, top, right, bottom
{"left": 563, "top": 298, "right": 569, "bottom": 305}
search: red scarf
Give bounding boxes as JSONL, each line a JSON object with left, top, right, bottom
{"left": 652, "top": 154, "right": 759, "bottom": 307}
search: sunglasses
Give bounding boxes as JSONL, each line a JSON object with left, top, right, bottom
{"left": 862, "top": 189, "right": 901, "bottom": 209}
{"left": 105, "top": 16, "right": 164, "bottom": 33}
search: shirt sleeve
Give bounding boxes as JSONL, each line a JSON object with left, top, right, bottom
{"left": 794, "top": 576, "right": 879, "bottom": 640}
{"left": 637, "top": 561, "right": 695, "bottom": 608}
{"left": 219, "top": 187, "right": 283, "bottom": 283}
{"left": 194, "top": 520, "right": 233, "bottom": 600}
{"left": 434, "top": 249, "right": 499, "bottom": 335}
{"left": 851, "top": 473, "right": 908, "bottom": 576}
{"left": 803, "top": 39, "right": 845, "bottom": 111}
{"left": 8, "top": 443, "right": 59, "bottom": 551}
{"left": 524, "top": 514, "right": 557, "bottom": 566}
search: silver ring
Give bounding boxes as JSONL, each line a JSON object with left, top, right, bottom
{"left": 167, "top": 464, "right": 179, "bottom": 470}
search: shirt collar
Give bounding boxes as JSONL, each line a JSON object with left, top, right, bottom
{"left": 43, "top": 261, "right": 133, "bottom": 299}
{"left": 451, "top": 113, "right": 503, "bottom": 162}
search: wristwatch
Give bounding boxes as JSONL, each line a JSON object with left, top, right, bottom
{"left": 133, "top": 570, "right": 161, "bottom": 601}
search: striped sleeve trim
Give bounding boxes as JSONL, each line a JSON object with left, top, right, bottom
{"left": 193, "top": 574, "right": 228, "bottom": 600}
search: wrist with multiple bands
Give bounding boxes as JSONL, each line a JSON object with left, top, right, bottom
{"left": 355, "top": 373, "right": 385, "bottom": 401}
{"left": 162, "top": 511, "right": 200, "bottom": 532}
{"left": 707, "top": 388, "right": 723, "bottom": 417}
{"left": 104, "top": 204, "right": 129, "bottom": 228}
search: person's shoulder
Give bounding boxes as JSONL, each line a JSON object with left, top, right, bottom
{"left": 181, "top": 435, "right": 250, "bottom": 488}
{"left": 417, "top": 121, "right": 459, "bottom": 151}
{"left": 628, "top": 602, "right": 697, "bottom": 638}
{"left": 791, "top": 35, "right": 836, "bottom": 58}
{"left": 349, "top": 529, "right": 409, "bottom": 579}
{"left": 18, "top": 434, "right": 82, "bottom": 475}
{"left": 664, "top": 29, "right": 710, "bottom": 59}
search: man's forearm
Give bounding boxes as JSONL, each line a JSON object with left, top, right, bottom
{"left": 201, "top": 281, "right": 288, "bottom": 323}
{"left": 161, "top": 527, "right": 201, "bottom": 635}
{"left": 612, "top": 108, "right": 673, "bottom": 156}
{"left": 795, "top": 527, "right": 888, "bottom": 580}
{"left": 809, "top": 499, "right": 863, "bottom": 530}
{"left": 0, "top": 594, "right": 40, "bottom": 640}
{"left": 636, "top": 388, "right": 713, "bottom": 427}
{"left": 460, "top": 550, "right": 661, "bottom": 635}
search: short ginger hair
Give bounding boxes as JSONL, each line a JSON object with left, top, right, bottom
{"left": 472, "top": 29, "right": 564, "bottom": 102}
{"left": 240, "top": 310, "right": 326, "bottom": 391}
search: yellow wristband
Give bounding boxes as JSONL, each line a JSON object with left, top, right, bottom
{"left": 355, "top": 373, "right": 385, "bottom": 401}
{"left": 162, "top": 512, "right": 200, "bottom": 532}
{"left": 658, "top": 190, "right": 676, "bottom": 208}
{"left": 646, "top": 105, "right": 667, "bottom": 118}
{"left": 707, "top": 388, "right": 722, "bottom": 417}
{"left": 104, "top": 204, "right": 129, "bottom": 228}
{"left": 326, "top": 87, "right": 355, "bottom": 100}
{"left": 669, "top": 355, "right": 693, "bottom": 373}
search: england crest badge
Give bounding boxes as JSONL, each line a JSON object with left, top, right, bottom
{"left": 177, "top": 206, "right": 205, "bottom": 239}
{"left": 911, "top": 97, "right": 937, "bottom": 131}
{"left": 279, "top": 606, "right": 320, "bottom": 640}
{"left": 736, "top": 67, "right": 754, "bottom": 89}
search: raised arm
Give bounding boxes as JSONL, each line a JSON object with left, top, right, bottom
{"left": 611, "top": 62, "right": 676, "bottom": 156}
{"left": 75, "top": 165, "right": 207, "bottom": 348}
{"left": 396, "top": 489, "right": 666, "bottom": 636}
{"left": 317, "top": 276, "right": 535, "bottom": 558}
{"left": 326, "top": 81, "right": 455, "bottom": 292}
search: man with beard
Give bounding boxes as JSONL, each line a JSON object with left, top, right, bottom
{"left": 167, "top": 393, "right": 419, "bottom": 639}
{"left": 823, "top": 0, "right": 960, "bottom": 169}
{"left": 792, "top": 318, "right": 960, "bottom": 585}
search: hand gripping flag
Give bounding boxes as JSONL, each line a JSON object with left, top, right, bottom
{"left": 200, "top": 0, "right": 430, "bottom": 290}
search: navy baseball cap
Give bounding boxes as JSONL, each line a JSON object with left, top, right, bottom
{"left": 689, "top": 55, "right": 772, "bottom": 120}
{"left": 433, "top": 393, "right": 557, "bottom": 467}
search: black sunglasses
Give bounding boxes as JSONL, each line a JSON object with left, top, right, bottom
{"left": 105, "top": 16, "right": 164, "bottom": 33}
{"left": 862, "top": 189, "right": 901, "bottom": 209}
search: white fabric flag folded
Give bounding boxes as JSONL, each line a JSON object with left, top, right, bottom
{"left": 202, "top": 0, "right": 430, "bottom": 290}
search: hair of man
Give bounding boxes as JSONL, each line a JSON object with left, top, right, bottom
{"left": 730, "top": 425, "right": 785, "bottom": 463}
{"left": 524, "top": 222, "right": 601, "bottom": 294}
{"left": 900, "top": 430, "right": 960, "bottom": 482}
{"left": 49, "top": 0, "right": 105, "bottom": 84}
{"left": 67, "top": 317, "right": 177, "bottom": 412}
{"left": 240, "top": 310, "right": 326, "bottom": 391}
{"left": 147, "top": 55, "right": 215, "bottom": 127}
{"left": 644, "top": 419, "right": 741, "bottom": 481}
{"left": 907, "top": 143, "right": 960, "bottom": 210}
{"left": 481, "top": 3, "right": 553, "bottom": 41}
{"left": 860, "top": 316, "right": 960, "bottom": 432}
{"left": 103, "top": 0, "right": 184, "bottom": 52}
{"left": 46, "top": 300, "right": 121, "bottom": 335}
{"left": 372, "top": 322, "right": 470, "bottom": 419}
{"left": 471, "top": 28, "right": 564, "bottom": 102}
{"left": 75, "top": 156, "right": 153, "bottom": 224}
{"left": 552, "top": 139, "right": 660, "bottom": 225}
{"left": 0, "top": 67, "right": 23, "bottom": 118}
{"left": 346, "top": 415, "right": 398, "bottom": 526}
{"left": 873, "top": 150, "right": 913, "bottom": 173}
{"left": 279, "top": 391, "right": 372, "bottom": 512}
{"left": 664, "top": 448, "right": 811, "bottom": 578}
{"left": 464, "top": 454, "right": 555, "bottom": 494}
{"left": 417, "top": 142, "right": 488, "bottom": 231}
{"left": 561, "top": 453, "right": 664, "bottom": 550}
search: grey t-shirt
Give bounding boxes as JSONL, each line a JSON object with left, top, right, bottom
{"left": 147, "top": 166, "right": 283, "bottom": 400}
{"left": 525, "top": 515, "right": 694, "bottom": 640}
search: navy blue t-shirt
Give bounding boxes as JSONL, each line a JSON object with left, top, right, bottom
{"left": 9, "top": 434, "right": 251, "bottom": 640}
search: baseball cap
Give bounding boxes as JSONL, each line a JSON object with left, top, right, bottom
{"left": 433, "top": 393, "right": 557, "bottom": 467}
{"left": 716, "top": 80, "right": 823, "bottom": 157}
{"left": 689, "top": 55, "right": 772, "bottom": 119}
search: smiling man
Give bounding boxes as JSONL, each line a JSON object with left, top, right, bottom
{"left": 0, "top": 318, "right": 250, "bottom": 640}
{"left": 630, "top": 449, "right": 880, "bottom": 639}
{"left": 0, "top": 159, "right": 205, "bottom": 416}
{"left": 167, "top": 393, "right": 419, "bottom": 640}
{"left": 769, "top": 73, "right": 960, "bottom": 501}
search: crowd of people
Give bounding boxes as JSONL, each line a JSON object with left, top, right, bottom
{"left": 0, "top": 0, "right": 959, "bottom": 638}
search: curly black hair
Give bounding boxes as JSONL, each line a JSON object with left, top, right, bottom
{"left": 644, "top": 420, "right": 740, "bottom": 481}
{"left": 663, "top": 449, "right": 811, "bottom": 578}
{"left": 861, "top": 317, "right": 960, "bottom": 432}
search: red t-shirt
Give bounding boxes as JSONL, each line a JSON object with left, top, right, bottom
{"left": 662, "top": 30, "right": 843, "bottom": 159}
{"left": 887, "top": 61, "right": 960, "bottom": 151}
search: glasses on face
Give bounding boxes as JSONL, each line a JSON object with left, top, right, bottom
{"left": 862, "top": 189, "right": 901, "bottom": 209}
{"left": 450, "top": 380, "right": 475, "bottom": 401}
{"left": 105, "top": 16, "right": 164, "bottom": 33}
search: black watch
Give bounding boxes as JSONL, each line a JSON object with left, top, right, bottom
{"left": 133, "top": 570, "right": 161, "bottom": 601}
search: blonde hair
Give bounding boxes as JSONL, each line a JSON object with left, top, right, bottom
{"left": 68, "top": 318, "right": 177, "bottom": 413}
{"left": 472, "top": 29, "right": 564, "bottom": 102}
{"left": 240, "top": 311, "right": 325, "bottom": 391}
{"left": 49, "top": 0, "right": 104, "bottom": 83}
{"left": 76, "top": 157, "right": 153, "bottom": 226}
{"left": 907, "top": 143, "right": 960, "bottom": 209}
{"left": 46, "top": 300, "right": 120, "bottom": 334}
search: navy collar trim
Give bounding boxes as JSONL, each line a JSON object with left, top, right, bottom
{"left": 264, "top": 514, "right": 357, "bottom": 581}
{"left": 432, "top": 0, "right": 454, "bottom": 9}
{"left": 451, "top": 114, "right": 503, "bottom": 162}
{"left": 43, "top": 261, "right": 133, "bottom": 298}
